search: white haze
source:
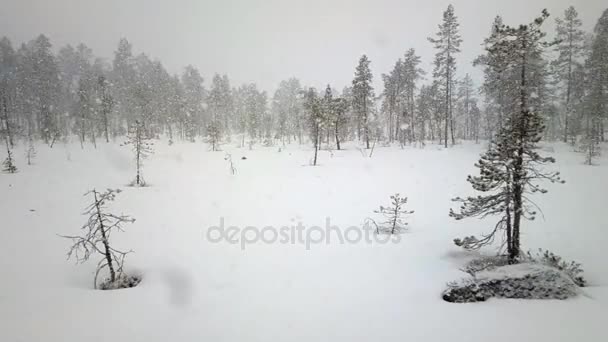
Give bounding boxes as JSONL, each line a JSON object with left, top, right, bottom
{"left": 1, "top": 0, "right": 605, "bottom": 91}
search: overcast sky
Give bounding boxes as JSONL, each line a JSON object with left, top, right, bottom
{"left": 1, "top": 0, "right": 606, "bottom": 93}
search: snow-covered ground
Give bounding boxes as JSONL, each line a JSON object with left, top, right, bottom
{"left": 1, "top": 140, "right": 606, "bottom": 341}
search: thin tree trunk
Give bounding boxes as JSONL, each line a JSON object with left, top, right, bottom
{"left": 335, "top": 120, "right": 341, "bottom": 150}
{"left": 94, "top": 190, "right": 116, "bottom": 282}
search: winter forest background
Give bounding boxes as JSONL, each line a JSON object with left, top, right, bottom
{"left": 1, "top": 5, "right": 606, "bottom": 158}
{"left": 1, "top": 2, "right": 608, "bottom": 341}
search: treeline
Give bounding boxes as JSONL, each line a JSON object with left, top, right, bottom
{"left": 0, "top": 5, "right": 607, "bottom": 160}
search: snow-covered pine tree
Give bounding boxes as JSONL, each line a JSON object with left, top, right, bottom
{"left": 125, "top": 120, "right": 153, "bottom": 186}
{"left": 470, "top": 101, "right": 481, "bottom": 143}
{"left": 553, "top": 6, "right": 586, "bottom": 143}
{"left": 381, "top": 59, "right": 402, "bottom": 143}
{"left": 304, "top": 87, "right": 323, "bottom": 166}
{"left": 0, "top": 37, "right": 17, "bottom": 149}
{"left": 450, "top": 10, "right": 564, "bottom": 262}
{"left": 22, "top": 35, "right": 61, "bottom": 146}
{"left": 3, "top": 137, "right": 17, "bottom": 173}
{"left": 428, "top": 4, "right": 462, "bottom": 147}
{"left": 321, "top": 85, "right": 334, "bottom": 149}
{"left": 97, "top": 75, "right": 113, "bottom": 143}
{"left": 474, "top": 16, "right": 515, "bottom": 139}
{"left": 401, "top": 49, "right": 424, "bottom": 144}
{"left": 580, "top": 114, "right": 601, "bottom": 165}
{"left": 456, "top": 74, "right": 476, "bottom": 140}
{"left": 272, "top": 78, "right": 303, "bottom": 145}
{"left": 206, "top": 73, "right": 234, "bottom": 151}
{"left": 181, "top": 65, "right": 205, "bottom": 142}
{"left": 584, "top": 9, "right": 608, "bottom": 146}
{"left": 331, "top": 96, "right": 348, "bottom": 151}
{"left": 61, "top": 189, "right": 139, "bottom": 289}
{"left": 351, "top": 54, "right": 374, "bottom": 149}
{"left": 25, "top": 137, "right": 36, "bottom": 165}
{"left": 370, "top": 194, "right": 414, "bottom": 234}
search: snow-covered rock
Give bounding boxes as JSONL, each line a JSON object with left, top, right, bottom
{"left": 443, "top": 263, "right": 579, "bottom": 303}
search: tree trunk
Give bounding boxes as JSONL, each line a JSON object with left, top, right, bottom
{"left": 511, "top": 38, "right": 529, "bottom": 262}
{"left": 94, "top": 190, "right": 116, "bottom": 283}
{"left": 313, "top": 125, "right": 319, "bottom": 166}
{"left": 335, "top": 120, "right": 341, "bottom": 150}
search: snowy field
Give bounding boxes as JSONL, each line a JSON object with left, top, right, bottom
{"left": 1, "top": 140, "right": 607, "bottom": 341}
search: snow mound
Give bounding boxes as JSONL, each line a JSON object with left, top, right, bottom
{"left": 443, "top": 263, "right": 579, "bottom": 303}
{"left": 98, "top": 274, "right": 142, "bottom": 290}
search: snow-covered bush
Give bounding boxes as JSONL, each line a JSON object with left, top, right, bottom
{"left": 461, "top": 255, "right": 511, "bottom": 275}
{"left": 99, "top": 273, "right": 141, "bottom": 290}
{"left": 526, "top": 249, "right": 586, "bottom": 287}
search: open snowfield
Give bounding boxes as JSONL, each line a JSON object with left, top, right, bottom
{"left": 1, "top": 140, "right": 607, "bottom": 341}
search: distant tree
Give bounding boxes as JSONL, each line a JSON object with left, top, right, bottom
{"left": 181, "top": 65, "right": 205, "bottom": 142}
{"left": 429, "top": 4, "right": 462, "bottom": 147}
{"left": 475, "top": 16, "right": 513, "bottom": 137}
{"left": 381, "top": 59, "right": 403, "bottom": 143}
{"left": 401, "top": 49, "right": 424, "bottom": 144}
{"left": 0, "top": 37, "right": 17, "bottom": 148}
{"left": 456, "top": 74, "right": 476, "bottom": 140}
{"left": 584, "top": 9, "right": 608, "bottom": 144}
{"left": 272, "top": 78, "right": 303, "bottom": 145}
{"left": 23, "top": 35, "right": 61, "bottom": 145}
{"left": 25, "top": 137, "right": 36, "bottom": 165}
{"left": 580, "top": 114, "right": 601, "bottom": 165}
{"left": 98, "top": 75, "right": 113, "bottom": 143}
{"left": 352, "top": 54, "right": 374, "bottom": 148}
{"left": 125, "top": 120, "right": 153, "bottom": 186}
{"left": 304, "top": 87, "right": 323, "bottom": 165}
{"left": 332, "top": 96, "right": 348, "bottom": 150}
{"left": 469, "top": 101, "right": 481, "bottom": 143}
{"left": 553, "top": 6, "right": 586, "bottom": 143}
{"left": 3, "top": 137, "right": 17, "bottom": 173}
{"left": 61, "top": 189, "right": 139, "bottom": 289}
{"left": 206, "top": 74, "right": 227, "bottom": 151}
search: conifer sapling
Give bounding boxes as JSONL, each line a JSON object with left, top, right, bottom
{"left": 61, "top": 189, "right": 139, "bottom": 289}
{"left": 368, "top": 193, "right": 414, "bottom": 234}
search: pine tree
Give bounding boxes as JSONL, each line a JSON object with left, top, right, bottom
{"left": 98, "top": 75, "right": 113, "bottom": 143}
{"left": 304, "top": 88, "right": 323, "bottom": 166}
{"left": 580, "top": 114, "right": 601, "bottom": 165}
{"left": 125, "top": 120, "right": 153, "bottom": 186}
{"left": 381, "top": 59, "right": 402, "bottom": 143}
{"left": 24, "top": 35, "right": 60, "bottom": 145}
{"left": 428, "top": 4, "right": 462, "bottom": 147}
{"left": 61, "top": 189, "right": 138, "bottom": 289}
{"left": 474, "top": 16, "right": 514, "bottom": 138}
{"left": 584, "top": 9, "right": 608, "bottom": 144}
{"left": 554, "top": 6, "right": 586, "bottom": 143}
{"left": 456, "top": 74, "right": 476, "bottom": 140}
{"left": 181, "top": 65, "right": 205, "bottom": 142}
{"left": 401, "top": 49, "right": 424, "bottom": 144}
{"left": 332, "top": 96, "right": 348, "bottom": 151}
{"left": 3, "top": 137, "right": 17, "bottom": 173}
{"left": 25, "top": 137, "right": 36, "bottom": 165}
{"left": 0, "top": 37, "right": 17, "bottom": 148}
{"left": 370, "top": 194, "right": 414, "bottom": 234}
{"left": 352, "top": 54, "right": 374, "bottom": 149}
{"left": 206, "top": 74, "right": 227, "bottom": 151}
{"left": 450, "top": 10, "right": 564, "bottom": 262}
{"left": 272, "top": 78, "right": 303, "bottom": 145}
